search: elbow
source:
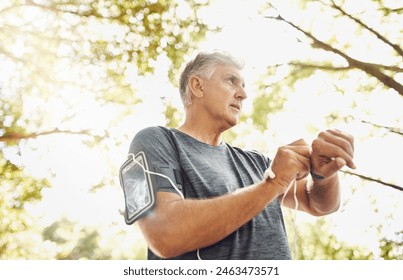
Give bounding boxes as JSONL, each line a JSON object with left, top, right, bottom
{"left": 147, "top": 235, "right": 185, "bottom": 259}
{"left": 139, "top": 221, "right": 186, "bottom": 259}
{"left": 311, "top": 201, "right": 340, "bottom": 217}
{"left": 151, "top": 247, "right": 181, "bottom": 259}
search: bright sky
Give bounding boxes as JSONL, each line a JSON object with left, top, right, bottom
{"left": 5, "top": 0, "right": 402, "bottom": 259}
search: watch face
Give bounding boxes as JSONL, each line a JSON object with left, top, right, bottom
{"left": 120, "top": 152, "right": 155, "bottom": 224}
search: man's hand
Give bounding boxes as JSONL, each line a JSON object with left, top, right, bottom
{"left": 270, "top": 139, "right": 311, "bottom": 195}
{"left": 311, "top": 129, "right": 355, "bottom": 179}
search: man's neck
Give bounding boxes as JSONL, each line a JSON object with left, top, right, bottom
{"left": 178, "top": 111, "right": 224, "bottom": 146}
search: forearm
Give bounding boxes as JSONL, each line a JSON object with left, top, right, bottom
{"left": 305, "top": 173, "right": 341, "bottom": 216}
{"left": 138, "top": 180, "right": 280, "bottom": 258}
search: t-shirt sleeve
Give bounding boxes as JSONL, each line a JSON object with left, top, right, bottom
{"left": 128, "top": 126, "right": 183, "bottom": 195}
{"left": 249, "top": 150, "right": 271, "bottom": 178}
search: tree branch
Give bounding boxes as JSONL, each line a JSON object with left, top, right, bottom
{"left": 289, "top": 62, "right": 403, "bottom": 72}
{"left": 1, "top": 24, "right": 76, "bottom": 45}
{"left": 360, "top": 120, "right": 403, "bottom": 136}
{"left": 341, "top": 170, "right": 403, "bottom": 191}
{"left": 0, "top": 3, "right": 28, "bottom": 16}
{"left": 25, "top": 0, "right": 60, "bottom": 14}
{"left": 289, "top": 62, "right": 352, "bottom": 71}
{"left": 0, "top": 46, "right": 27, "bottom": 64}
{"left": 362, "top": 63, "right": 403, "bottom": 73}
{"left": 342, "top": 115, "right": 403, "bottom": 136}
{"left": 327, "top": 0, "right": 403, "bottom": 57}
{"left": 265, "top": 14, "right": 403, "bottom": 95}
{"left": 380, "top": 7, "right": 403, "bottom": 15}
{"left": 0, "top": 129, "right": 99, "bottom": 143}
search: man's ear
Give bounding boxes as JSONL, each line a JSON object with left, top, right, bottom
{"left": 189, "top": 75, "right": 204, "bottom": 99}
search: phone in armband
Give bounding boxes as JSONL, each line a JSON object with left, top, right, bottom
{"left": 119, "top": 152, "right": 156, "bottom": 225}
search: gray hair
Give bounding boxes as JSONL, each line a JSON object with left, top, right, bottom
{"left": 179, "top": 51, "right": 244, "bottom": 107}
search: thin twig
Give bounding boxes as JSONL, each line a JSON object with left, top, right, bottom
{"left": 341, "top": 170, "right": 403, "bottom": 191}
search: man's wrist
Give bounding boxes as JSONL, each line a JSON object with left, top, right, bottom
{"left": 263, "top": 165, "right": 276, "bottom": 180}
{"left": 310, "top": 172, "right": 339, "bottom": 191}
{"left": 310, "top": 171, "right": 325, "bottom": 180}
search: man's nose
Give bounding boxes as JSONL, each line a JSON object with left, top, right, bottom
{"left": 235, "top": 86, "right": 247, "bottom": 100}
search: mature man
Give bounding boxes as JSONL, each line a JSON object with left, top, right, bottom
{"left": 127, "top": 51, "right": 355, "bottom": 260}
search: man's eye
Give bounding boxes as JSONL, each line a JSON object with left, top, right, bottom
{"left": 228, "top": 77, "right": 235, "bottom": 84}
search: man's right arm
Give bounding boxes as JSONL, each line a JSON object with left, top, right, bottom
{"left": 138, "top": 179, "right": 280, "bottom": 259}
{"left": 138, "top": 139, "right": 312, "bottom": 259}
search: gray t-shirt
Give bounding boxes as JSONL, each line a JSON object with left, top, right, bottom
{"left": 129, "top": 126, "right": 291, "bottom": 260}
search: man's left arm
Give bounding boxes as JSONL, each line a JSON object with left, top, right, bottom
{"left": 282, "top": 129, "right": 355, "bottom": 216}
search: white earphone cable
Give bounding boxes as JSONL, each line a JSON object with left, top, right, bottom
{"left": 266, "top": 165, "right": 299, "bottom": 258}
{"left": 128, "top": 153, "right": 184, "bottom": 199}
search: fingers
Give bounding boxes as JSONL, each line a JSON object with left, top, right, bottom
{"left": 270, "top": 140, "right": 311, "bottom": 189}
{"left": 329, "top": 129, "right": 354, "bottom": 150}
{"left": 284, "top": 140, "right": 311, "bottom": 179}
{"left": 295, "top": 155, "right": 311, "bottom": 180}
{"left": 322, "top": 129, "right": 354, "bottom": 157}
{"left": 286, "top": 139, "right": 312, "bottom": 156}
{"left": 268, "top": 130, "right": 355, "bottom": 193}
{"left": 284, "top": 144, "right": 311, "bottom": 157}
{"left": 316, "top": 156, "right": 346, "bottom": 177}
{"left": 312, "top": 129, "right": 356, "bottom": 169}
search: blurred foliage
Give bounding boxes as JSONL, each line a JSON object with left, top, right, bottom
{"left": 378, "top": 230, "right": 403, "bottom": 260}
{"left": 42, "top": 218, "right": 109, "bottom": 260}
{"left": 285, "top": 216, "right": 403, "bottom": 260}
{"left": 286, "top": 217, "right": 374, "bottom": 260}
{"left": 0, "top": 89, "right": 25, "bottom": 145}
{"left": 164, "top": 101, "right": 183, "bottom": 128}
{"left": 40, "top": 217, "right": 148, "bottom": 260}
{"left": 0, "top": 0, "right": 211, "bottom": 136}
{"left": 0, "top": 0, "right": 211, "bottom": 259}
{"left": 0, "top": 153, "right": 49, "bottom": 259}
{"left": 45, "top": 0, "right": 211, "bottom": 81}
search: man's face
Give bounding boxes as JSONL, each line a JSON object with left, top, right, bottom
{"left": 200, "top": 64, "right": 247, "bottom": 129}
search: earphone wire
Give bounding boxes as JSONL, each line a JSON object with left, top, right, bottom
{"left": 280, "top": 178, "right": 299, "bottom": 258}
{"left": 128, "top": 153, "right": 184, "bottom": 199}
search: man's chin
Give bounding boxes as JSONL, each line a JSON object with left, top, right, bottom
{"left": 225, "top": 118, "right": 239, "bottom": 129}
